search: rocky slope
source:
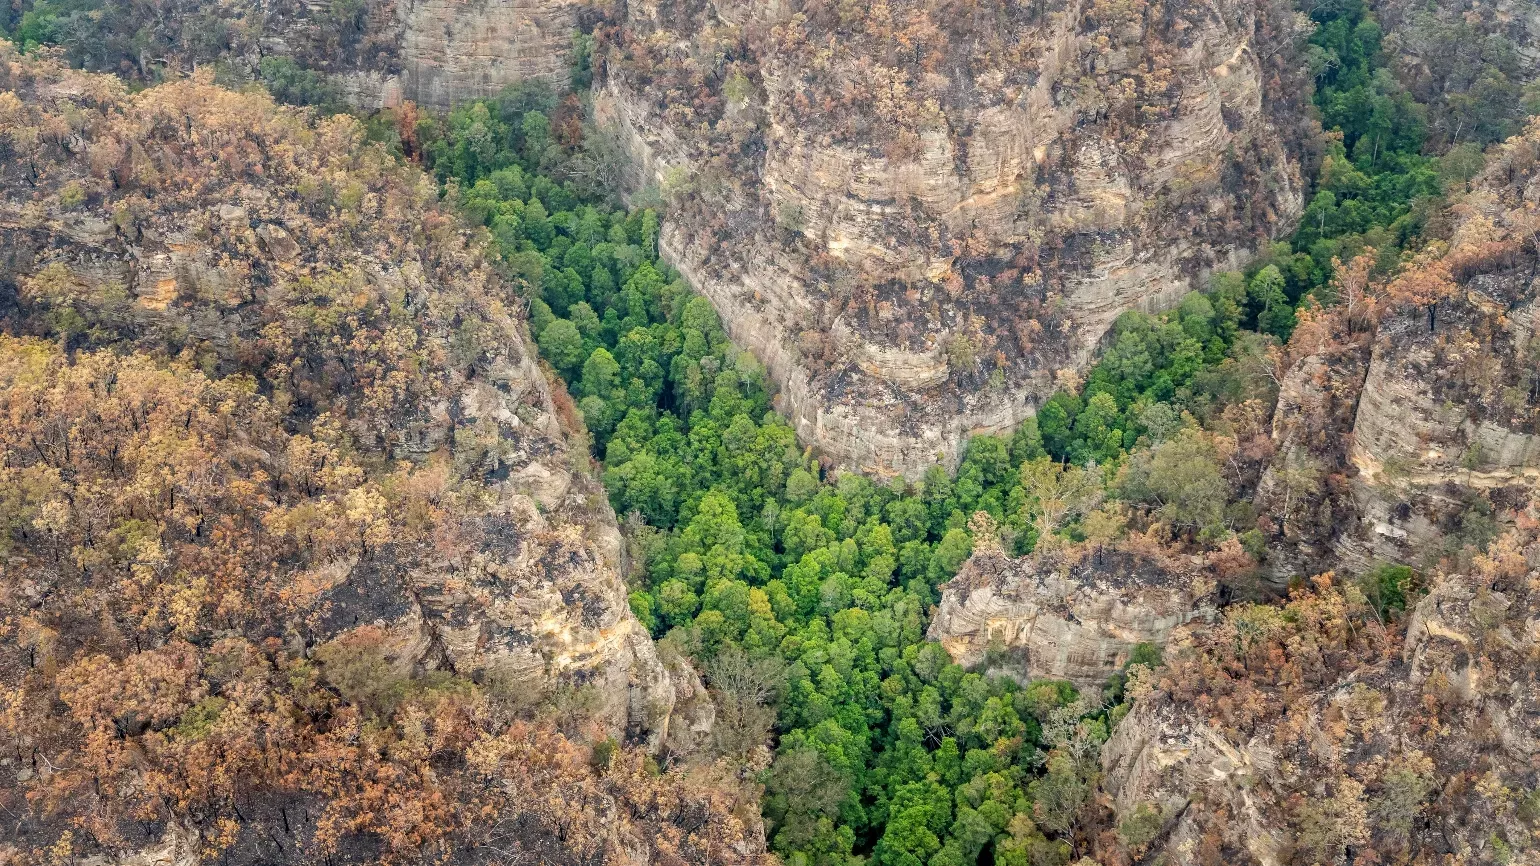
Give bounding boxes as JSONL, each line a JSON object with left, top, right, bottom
{"left": 325, "top": 0, "right": 581, "bottom": 108}
{"left": 928, "top": 542, "right": 1217, "bottom": 686}
{"left": 0, "top": 46, "right": 673, "bottom": 741}
{"left": 597, "top": 0, "right": 1312, "bottom": 475}
{"left": 34, "top": 0, "right": 1317, "bottom": 475}
{"left": 1089, "top": 123, "right": 1540, "bottom": 866}
{"left": 1339, "top": 172, "right": 1540, "bottom": 571}
{"left": 1377, "top": 0, "right": 1540, "bottom": 149}
{"left": 1094, "top": 517, "right": 1540, "bottom": 866}
{"left": 1338, "top": 274, "right": 1540, "bottom": 571}
{"left": 1250, "top": 123, "right": 1540, "bottom": 579}
{"left": 0, "top": 47, "right": 762, "bottom": 864}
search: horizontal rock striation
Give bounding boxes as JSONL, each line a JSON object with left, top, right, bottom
{"left": 927, "top": 544, "right": 1217, "bottom": 686}
{"left": 1333, "top": 132, "right": 1540, "bottom": 571}
{"left": 1339, "top": 276, "right": 1540, "bottom": 569}
{"left": 79, "top": 0, "right": 583, "bottom": 110}
{"left": 600, "top": 0, "right": 1309, "bottom": 476}
{"left": 358, "top": 0, "right": 580, "bottom": 108}
{"left": 1250, "top": 122, "right": 1540, "bottom": 578}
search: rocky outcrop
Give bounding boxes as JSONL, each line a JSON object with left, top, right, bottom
{"left": 928, "top": 544, "right": 1217, "bottom": 686}
{"left": 600, "top": 0, "right": 1311, "bottom": 476}
{"left": 1338, "top": 272, "right": 1540, "bottom": 569}
{"left": 0, "top": 52, "right": 674, "bottom": 742}
{"left": 1311, "top": 129, "right": 1540, "bottom": 572}
{"left": 1095, "top": 129, "right": 1540, "bottom": 864}
{"left": 47, "top": 0, "right": 1313, "bottom": 475}
{"left": 1247, "top": 122, "right": 1540, "bottom": 578}
{"left": 1100, "top": 696, "right": 1291, "bottom": 866}
{"left": 1094, "top": 521, "right": 1540, "bottom": 866}
{"left": 1252, "top": 331, "right": 1374, "bottom": 580}
{"left": 659, "top": 647, "right": 718, "bottom": 756}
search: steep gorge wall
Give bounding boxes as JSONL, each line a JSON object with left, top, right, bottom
{"left": 1253, "top": 126, "right": 1540, "bottom": 577}
{"left": 599, "top": 0, "right": 1311, "bottom": 476}
{"left": 1094, "top": 522, "right": 1540, "bottom": 866}
{"left": 1338, "top": 274, "right": 1540, "bottom": 570}
{"left": 1090, "top": 123, "right": 1540, "bottom": 866}
{"left": 0, "top": 54, "right": 678, "bottom": 746}
{"left": 104, "top": 0, "right": 1310, "bottom": 475}
{"left": 66, "top": 0, "right": 583, "bottom": 110}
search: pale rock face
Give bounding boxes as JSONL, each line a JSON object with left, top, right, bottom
{"left": 1252, "top": 130, "right": 1540, "bottom": 578}
{"left": 659, "top": 649, "right": 718, "bottom": 756}
{"left": 380, "top": 0, "right": 578, "bottom": 108}
{"left": 928, "top": 547, "right": 1217, "bottom": 686}
{"left": 1121, "top": 135, "right": 1540, "bottom": 858}
{"left": 642, "top": 213, "right": 1049, "bottom": 479}
{"left": 1337, "top": 273, "right": 1540, "bottom": 570}
{"left": 601, "top": 0, "right": 1307, "bottom": 476}
{"left": 256, "top": 0, "right": 580, "bottom": 109}
{"left": 1100, "top": 698, "right": 1290, "bottom": 866}
{"left": 1251, "top": 338, "right": 1374, "bottom": 581}
{"left": 261, "top": 0, "right": 1305, "bottom": 476}
{"left": 1098, "top": 545, "right": 1540, "bottom": 866}
{"left": 1403, "top": 572, "right": 1540, "bottom": 757}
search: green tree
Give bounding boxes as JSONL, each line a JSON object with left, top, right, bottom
{"left": 1118, "top": 429, "right": 1228, "bottom": 535}
{"left": 1070, "top": 392, "right": 1123, "bottom": 463}
{"left": 522, "top": 197, "right": 555, "bottom": 248}
{"left": 927, "top": 529, "right": 972, "bottom": 584}
{"left": 657, "top": 580, "right": 700, "bottom": 628}
{"left": 1360, "top": 563, "right": 1417, "bottom": 621}
{"left": 1249, "top": 265, "right": 1296, "bottom": 339}
{"left": 537, "top": 319, "right": 584, "bottom": 377}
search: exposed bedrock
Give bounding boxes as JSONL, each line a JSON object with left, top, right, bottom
{"left": 927, "top": 545, "right": 1218, "bottom": 686}
{"left": 599, "top": 0, "right": 1309, "bottom": 476}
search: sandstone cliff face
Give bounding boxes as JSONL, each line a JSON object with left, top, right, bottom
{"left": 328, "top": 0, "right": 579, "bottom": 109}
{"left": 58, "top": 0, "right": 580, "bottom": 110}
{"left": 928, "top": 545, "right": 1217, "bottom": 686}
{"left": 54, "top": 0, "right": 1311, "bottom": 476}
{"left": 0, "top": 54, "right": 674, "bottom": 744}
{"left": 1339, "top": 275, "right": 1540, "bottom": 570}
{"left": 599, "top": 0, "right": 1309, "bottom": 476}
{"left": 1310, "top": 131, "right": 1540, "bottom": 573}
{"left": 1252, "top": 333, "right": 1374, "bottom": 580}
{"left": 1246, "top": 122, "right": 1540, "bottom": 580}
{"left": 1100, "top": 696, "right": 1291, "bottom": 865}
{"left": 1093, "top": 129, "right": 1540, "bottom": 865}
